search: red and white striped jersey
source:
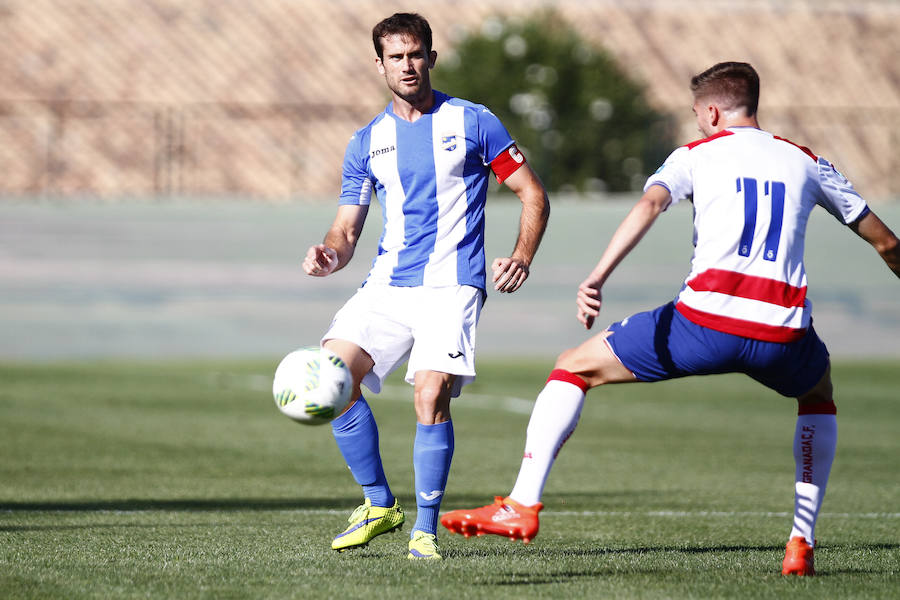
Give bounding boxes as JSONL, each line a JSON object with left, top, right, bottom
{"left": 645, "top": 127, "right": 869, "bottom": 343}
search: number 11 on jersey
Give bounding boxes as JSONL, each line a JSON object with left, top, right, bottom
{"left": 737, "top": 177, "right": 785, "bottom": 262}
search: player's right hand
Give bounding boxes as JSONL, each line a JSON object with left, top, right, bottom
{"left": 303, "top": 244, "right": 338, "bottom": 277}
{"left": 576, "top": 280, "right": 602, "bottom": 330}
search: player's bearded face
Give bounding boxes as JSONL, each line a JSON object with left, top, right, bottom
{"left": 376, "top": 34, "right": 436, "bottom": 104}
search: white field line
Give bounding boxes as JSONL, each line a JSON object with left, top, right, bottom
{"left": 5, "top": 508, "right": 897, "bottom": 519}
{"left": 378, "top": 384, "right": 535, "bottom": 415}
{"left": 221, "top": 374, "right": 536, "bottom": 415}
{"left": 544, "top": 510, "right": 900, "bottom": 519}
{"left": 279, "top": 509, "right": 900, "bottom": 519}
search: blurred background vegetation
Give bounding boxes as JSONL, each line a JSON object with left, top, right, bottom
{"left": 435, "top": 11, "right": 675, "bottom": 193}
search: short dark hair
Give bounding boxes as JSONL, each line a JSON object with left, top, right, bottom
{"left": 690, "top": 62, "right": 760, "bottom": 117}
{"left": 372, "top": 13, "right": 432, "bottom": 59}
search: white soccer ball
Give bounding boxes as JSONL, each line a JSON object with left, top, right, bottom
{"left": 272, "top": 347, "right": 353, "bottom": 425}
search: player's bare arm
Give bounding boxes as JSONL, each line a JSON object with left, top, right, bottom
{"left": 577, "top": 184, "right": 671, "bottom": 329}
{"left": 849, "top": 210, "right": 900, "bottom": 278}
{"left": 303, "top": 204, "right": 369, "bottom": 277}
{"left": 492, "top": 163, "right": 550, "bottom": 293}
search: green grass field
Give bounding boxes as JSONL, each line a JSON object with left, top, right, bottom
{"left": 1, "top": 359, "right": 898, "bottom": 599}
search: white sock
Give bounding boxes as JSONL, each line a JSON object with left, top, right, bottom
{"left": 508, "top": 378, "right": 586, "bottom": 506}
{"left": 788, "top": 413, "right": 837, "bottom": 547}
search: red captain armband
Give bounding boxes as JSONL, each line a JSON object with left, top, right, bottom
{"left": 490, "top": 144, "right": 527, "bottom": 184}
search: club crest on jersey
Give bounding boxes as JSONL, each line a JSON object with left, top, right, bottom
{"left": 830, "top": 162, "right": 849, "bottom": 184}
{"left": 441, "top": 134, "right": 457, "bottom": 152}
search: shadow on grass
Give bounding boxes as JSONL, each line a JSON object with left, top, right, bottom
{"left": 0, "top": 522, "right": 196, "bottom": 532}
{"left": 447, "top": 543, "right": 782, "bottom": 560}
{"left": 451, "top": 541, "right": 900, "bottom": 557}
{"left": 0, "top": 496, "right": 362, "bottom": 513}
{"left": 449, "top": 542, "right": 900, "bottom": 583}
{"left": 0, "top": 491, "right": 671, "bottom": 514}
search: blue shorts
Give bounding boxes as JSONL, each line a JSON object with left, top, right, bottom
{"left": 605, "top": 302, "right": 830, "bottom": 397}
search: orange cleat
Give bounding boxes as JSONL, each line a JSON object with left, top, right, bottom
{"left": 782, "top": 536, "right": 815, "bottom": 576}
{"left": 441, "top": 496, "right": 542, "bottom": 544}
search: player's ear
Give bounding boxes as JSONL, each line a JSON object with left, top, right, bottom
{"left": 375, "top": 56, "right": 386, "bottom": 76}
{"left": 428, "top": 50, "right": 437, "bottom": 69}
{"left": 708, "top": 103, "right": 720, "bottom": 128}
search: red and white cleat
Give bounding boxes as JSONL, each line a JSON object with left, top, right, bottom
{"left": 441, "top": 496, "right": 542, "bottom": 544}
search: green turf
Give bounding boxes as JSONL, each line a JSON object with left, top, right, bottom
{"left": 1, "top": 359, "right": 898, "bottom": 599}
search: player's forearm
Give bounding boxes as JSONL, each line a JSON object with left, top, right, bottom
{"left": 877, "top": 237, "right": 900, "bottom": 278}
{"left": 851, "top": 211, "right": 900, "bottom": 279}
{"left": 869, "top": 217, "right": 900, "bottom": 278}
{"left": 322, "top": 227, "right": 358, "bottom": 272}
{"left": 587, "top": 193, "right": 665, "bottom": 287}
{"left": 511, "top": 189, "right": 550, "bottom": 265}
{"left": 317, "top": 205, "right": 369, "bottom": 274}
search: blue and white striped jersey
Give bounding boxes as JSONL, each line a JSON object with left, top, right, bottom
{"left": 339, "top": 91, "right": 519, "bottom": 290}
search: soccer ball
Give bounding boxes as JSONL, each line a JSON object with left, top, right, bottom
{"left": 272, "top": 347, "right": 353, "bottom": 425}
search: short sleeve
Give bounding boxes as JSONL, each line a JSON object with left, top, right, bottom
{"left": 476, "top": 106, "right": 515, "bottom": 166}
{"left": 644, "top": 146, "right": 692, "bottom": 205}
{"left": 815, "top": 156, "right": 868, "bottom": 225}
{"left": 339, "top": 132, "right": 373, "bottom": 206}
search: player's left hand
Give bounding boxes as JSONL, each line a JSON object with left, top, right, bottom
{"left": 576, "top": 280, "right": 602, "bottom": 330}
{"left": 491, "top": 257, "right": 529, "bottom": 293}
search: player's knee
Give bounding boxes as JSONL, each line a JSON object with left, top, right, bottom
{"left": 551, "top": 349, "right": 601, "bottom": 390}
{"left": 798, "top": 387, "right": 832, "bottom": 406}
{"left": 415, "top": 384, "right": 440, "bottom": 406}
{"left": 414, "top": 383, "right": 451, "bottom": 419}
{"left": 554, "top": 347, "right": 582, "bottom": 372}
{"left": 552, "top": 338, "right": 636, "bottom": 388}
{"left": 796, "top": 367, "right": 834, "bottom": 409}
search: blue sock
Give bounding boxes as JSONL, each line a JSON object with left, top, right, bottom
{"left": 330, "top": 397, "right": 394, "bottom": 507}
{"left": 412, "top": 420, "right": 454, "bottom": 536}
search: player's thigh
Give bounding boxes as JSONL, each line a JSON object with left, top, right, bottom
{"left": 555, "top": 330, "right": 638, "bottom": 387}
{"left": 744, "top": 325, "right": 831, "bottom": 398}
{"left": 323, "top": 339, "right": 375, "bottom": 393}
{"left": 323, "top": 284, "right": 415, "bottom": 395}
{"left": 407, "top": 286, "right": 482, "bottom": 396}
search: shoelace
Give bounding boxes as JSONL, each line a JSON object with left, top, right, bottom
{"left": 347, "top": 503, "right": 369, "bottom": 524}
{"left": 412, "top": 532, "right": 437, "bottom": 550}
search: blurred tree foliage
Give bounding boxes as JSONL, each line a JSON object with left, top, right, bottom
{"left": 433, "top": 12, "right": 675, "bottom": 194}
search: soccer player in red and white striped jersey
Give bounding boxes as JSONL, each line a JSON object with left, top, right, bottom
{"left": 441, "top": 62, "right": 900, "bottom": 576}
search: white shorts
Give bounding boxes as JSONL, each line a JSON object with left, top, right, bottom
{"left": 322, "top": 284, "right": 483, "bottom": 398}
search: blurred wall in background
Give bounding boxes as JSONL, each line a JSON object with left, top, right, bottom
{"left": 0, "top": 0, "right": 898, "bottom": 201}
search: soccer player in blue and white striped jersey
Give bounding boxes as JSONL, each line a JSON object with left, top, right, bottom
{"left": 302, "top": 13, "right": 550, "bottom": 560}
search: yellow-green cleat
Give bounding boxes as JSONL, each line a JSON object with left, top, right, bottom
{"left": 331, "top": 498, "right": 405, "bottom": 552}
{"left": 407, "top": 530, "right": 442, "bottom": 560}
